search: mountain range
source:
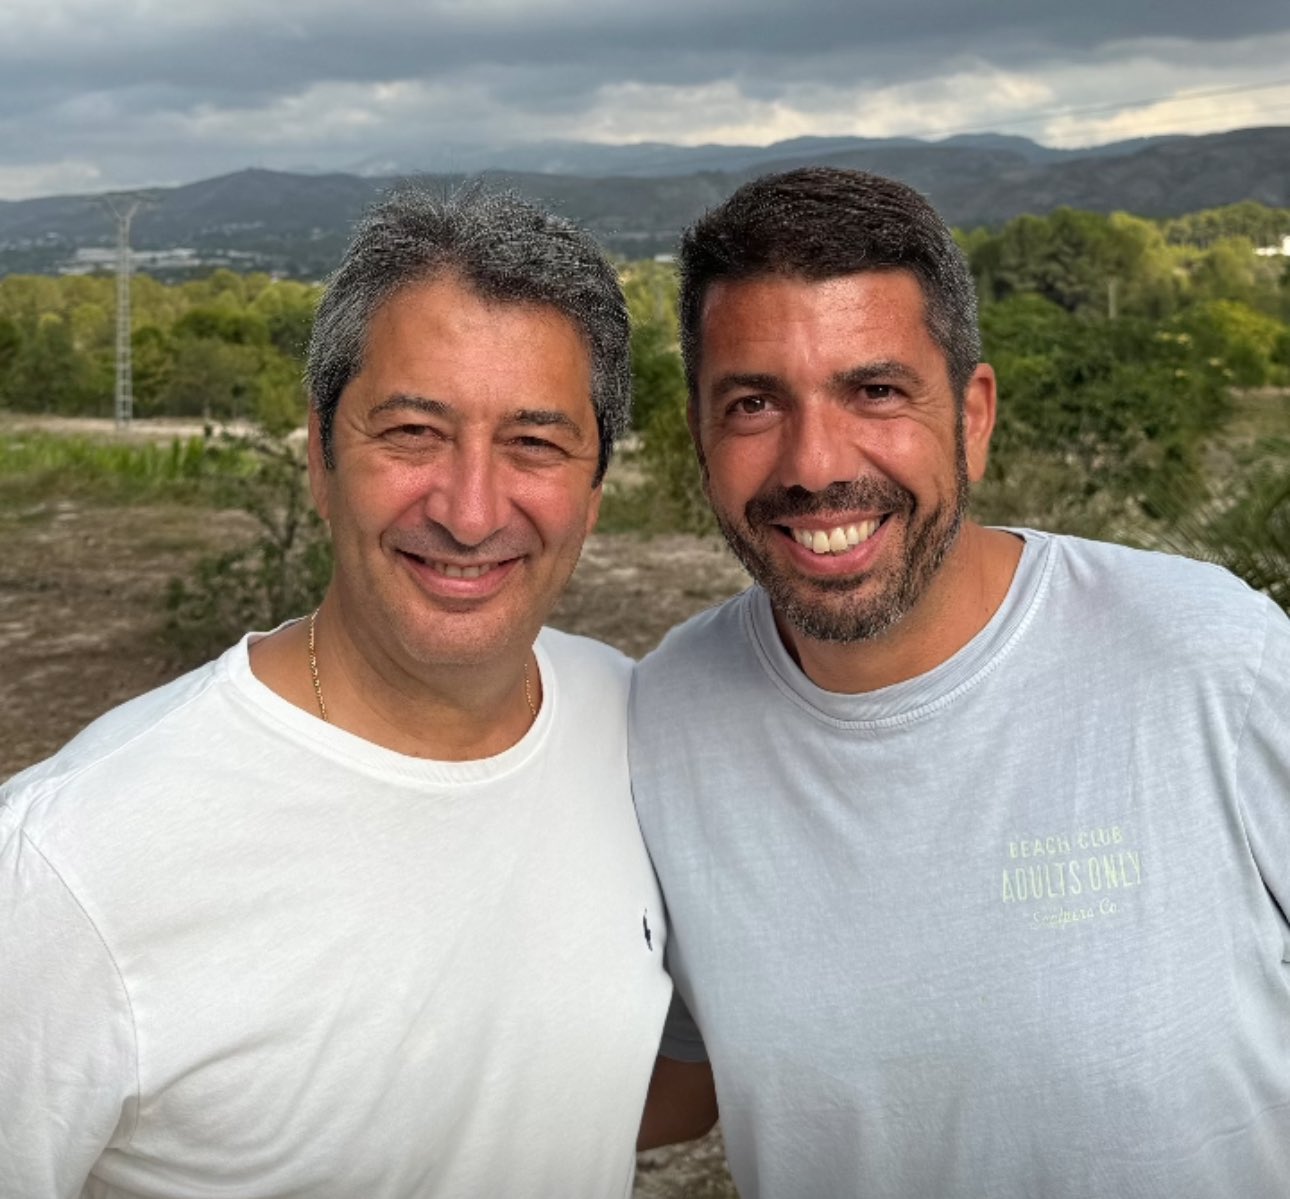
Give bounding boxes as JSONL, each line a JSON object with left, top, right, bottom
{"left": 1, "top": 126, "right": 1287, "bottom": 278}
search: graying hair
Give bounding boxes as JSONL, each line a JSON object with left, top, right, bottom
{"left": 306, "top": 185, "right": 631, "bottom": 483}
{"left": 679, "top": 167, "right": 981, "bottom": 402}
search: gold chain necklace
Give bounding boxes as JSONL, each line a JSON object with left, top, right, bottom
{"left": 307, "top": 608, "right": 328, "bottom": 722}
{"left": 306, "top": 609, "right": 536, "bottom": 724}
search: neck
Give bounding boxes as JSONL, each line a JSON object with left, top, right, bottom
{"left": 249, "top": 594, "right": 539, "bottom": 762}
{"left": 778, "top": 523, "right": 1023, "bottom": 695}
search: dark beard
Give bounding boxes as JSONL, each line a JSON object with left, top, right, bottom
{"left": 712, "top": 456, "right": 970, "bottom": 645}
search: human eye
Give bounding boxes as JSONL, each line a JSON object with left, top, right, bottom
{"left": 846, "top": 380, "right": 913, "bottom": 413}
{"left": 726, "top": 394, "right": 778, "bottom": 419}
{"left": 379, "top": 421, "right": 444, "bottom": 449}
{"left": 504, "top": 427, "right": 580, "bottom": 468}
{"left": 511, "top": 433, "right": 564, "bottom": 455}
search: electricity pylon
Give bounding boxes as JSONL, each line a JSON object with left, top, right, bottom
{"left": 101, "top": 195, "right": 150, "bottom": 430}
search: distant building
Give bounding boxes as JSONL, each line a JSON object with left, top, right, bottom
{"left": 1254, "top": 235, "right": 1290, "bottom": 257}
{"left": 59, "top": 246, "right": 261, "bottom": 275}
{"left": 61, "top": 247, "right": 202, "bottom": 275}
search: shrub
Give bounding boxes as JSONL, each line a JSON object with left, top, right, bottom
{"left": 1159, "top": 457, "right": 1290, "bottom": 613}
{"left": 0, "top": 429, "right": 251, "bottom": 505}
{"left": 636, "top": 393, "right": 714, "bottom": 535}
{"left": 164, "top": 429, "right": 331, "bottom": 665}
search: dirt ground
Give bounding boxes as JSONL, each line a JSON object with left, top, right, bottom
{"left": 0, "top": 490, "right": 745, "bottom": 1196}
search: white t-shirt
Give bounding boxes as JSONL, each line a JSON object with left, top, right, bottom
{"left": 631, "top": 531, "right": 1290, "bottom": 1199}
{"left": 2, "top": 627, "right": 671, "bottom": 1199}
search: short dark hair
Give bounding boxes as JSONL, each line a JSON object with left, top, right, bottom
{"left": 306, "top": 185, "right": 630, "bottom": 483}
{"left": 678, "top": 166, "right": 980, "bottom": 400}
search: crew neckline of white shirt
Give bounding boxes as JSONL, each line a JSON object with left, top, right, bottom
{"left": 218, "top": 624, "right": 558, "bottom": 786}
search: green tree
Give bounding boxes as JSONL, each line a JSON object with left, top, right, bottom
{"left": 623, "top": 262, "right": 685, "bottom": 430}
{"left": 636, "top": 391, "right": 712, "bottom": 534}
{"left": 181, "top": 268, "right": 252, "bottom": 308}
{"left": 0, "top": 316, "right": 20, "bottom": 388}
{"left": 173, "top": 305, "right": 270, "bottom": 347}
{"left": 130, "top": 325, "right": 176, "bottom": 416}
{"left": 980, "top": 296, "right": 1232, "bottom": 530}
{"left": 0, "top": 314, "right": 105, "bottom": 414}
{"left": 618, "top": 261, "right": 714, "bottom": 531}
{"left": 977, "top": 209, "right": 1180, "bottom": 318}
{"left": 252, "top": 353, "right": 309, "bottom": 435}
{"left": 250, "top": 281, "right": 319, "bottom": 360}
{"left": 1163, "top": 202, "right": 1290, "bottom": 249}
{"left": 1170, "top": 300, "right": 1287, "bottom": 387}
{"left": 160, "top": 336, "right": 264, "bottom": 422}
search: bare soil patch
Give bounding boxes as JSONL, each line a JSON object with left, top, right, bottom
{"left": 0, "top": 501, "right": 259, "bottom": 776}
{"left": 0, "top": 495, "right": 743, "bottom": 1195}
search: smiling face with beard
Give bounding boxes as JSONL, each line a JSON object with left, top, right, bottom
{"left": 693, "top": 269, "right": 984, "bottom": 652}
{"left": 717, "top": 446, "right": 969, "bottom": 645}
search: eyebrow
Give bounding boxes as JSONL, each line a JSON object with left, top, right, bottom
{"left": 509, "top": 408, "right": 586, "bottom": 438}
{"left": 369, "top": 394, "right": 452, "bottom": 419}
{"left": 708, "top": 372, "right": 783, "bottom": 401}
{"left": 707, "top": 361, "right": 926, "bottom": 403}
{"left": 368, "top": 395, "right": 585, "bottom": 438}
{"left": 832, "top": 361, "right": 926, "bottom": 391}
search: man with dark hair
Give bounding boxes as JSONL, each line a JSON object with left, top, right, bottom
{"left": 1, "top": 187, "right": 670, "bottom": 1198}
{"left": 633, "top": 167, "right": 1290, "bottom": 1196}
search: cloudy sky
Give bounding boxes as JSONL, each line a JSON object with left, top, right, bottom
{"left": 2, "top": 0, "right": 1289, "bottom": 200}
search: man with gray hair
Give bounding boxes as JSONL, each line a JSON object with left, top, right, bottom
{"left": 633, "top": 166, "right": 1290, "bottom": 1196}
{"left": 1, "top": 187, "right": 670, "bottom": 1198}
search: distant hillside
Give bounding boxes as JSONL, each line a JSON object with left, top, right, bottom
{"left": 346, "top": 130, "right": 1183, "bottom": 178}
{"left": 1, "top": 126, "right": 1287, "bottom": 278}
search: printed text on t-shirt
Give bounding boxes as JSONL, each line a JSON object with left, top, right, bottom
{"left": 999, "top": 824, "right": 1145, "bottom": 928}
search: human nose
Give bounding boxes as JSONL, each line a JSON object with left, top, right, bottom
{"left": 421, "top": 440, "right": 507, "bottom": 547}
{"left": 778, "top": 401, "right": 866, "bottom": 494}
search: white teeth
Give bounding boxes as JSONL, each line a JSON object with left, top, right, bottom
{"left": 792, "top": 519, "right": 882, "bottom": 555}
{"left": 433, "top": 562, "right": 493, "bottom": 579}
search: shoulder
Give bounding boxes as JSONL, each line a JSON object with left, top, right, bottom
{"left": 1044, "top": 532, "right": 1267, "bottom": 616}
{"left": 1, "top": 646, "right": 235, "bottom": 842}
{"left": 538, "top": 626, "right": 633, "bottom": 693}
{"left": 626, "top": 588, "right": 753, "bottom": 722}
{"left": 635, "top": 590, "right": 754, "bottom": 693}
{"left": 1032, "top": 530, "right": 1278, "bottom": 669}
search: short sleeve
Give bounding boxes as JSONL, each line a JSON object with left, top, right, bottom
{"left": 1235, "top": 598, "right": 1290, "bottom": 934}
{"left": 0, "top": 818, "right": 138, "bottom": 1198}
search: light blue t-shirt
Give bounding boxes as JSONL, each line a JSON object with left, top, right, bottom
{"left": 631, "top": 531, "right": 1290, "bottom": 1199}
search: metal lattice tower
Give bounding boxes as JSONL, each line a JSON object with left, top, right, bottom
{"left": 103, "top": 197, "right": 144, "bottom": 430}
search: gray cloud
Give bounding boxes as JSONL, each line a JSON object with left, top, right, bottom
{"left": 0, "top": 0, "right": 1288, "bottom": 198}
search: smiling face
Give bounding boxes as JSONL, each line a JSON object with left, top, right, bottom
{"left": 309, "top": 274, "right": 602, "bottom": 675}
{"left": 692, "top": 269, "right": 995, "bottom": 647}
